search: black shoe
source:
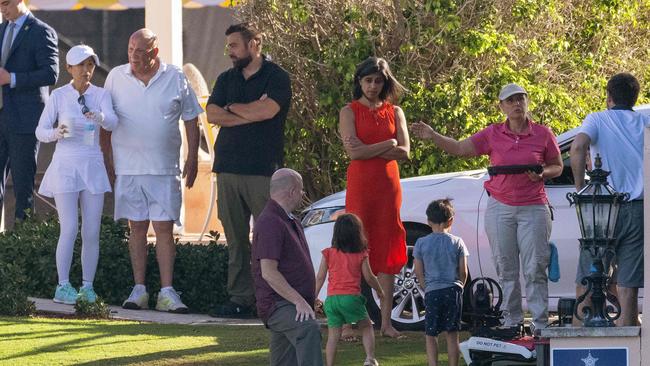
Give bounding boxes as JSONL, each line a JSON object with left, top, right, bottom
{"left": 210, "top": 301, "right": 254, "bottom": 318}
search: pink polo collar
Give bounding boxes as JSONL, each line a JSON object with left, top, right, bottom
{"left": 499, "top": 118, "right": 535, "bottom": 137}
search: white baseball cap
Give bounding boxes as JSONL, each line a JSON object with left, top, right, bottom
{"left": 66, "top": 45, "right": 100, "bottom": 66}
{"left": 498, "top": 83, "right": 527, "bottom": 101}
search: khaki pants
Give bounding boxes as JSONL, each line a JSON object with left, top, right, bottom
{"left": 217, "top": 173, "right": 271, "bottom": 307}
{"left": 484, "top": 196, "right": 551, "bottom": 330}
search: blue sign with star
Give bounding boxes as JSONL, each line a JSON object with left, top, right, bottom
{"left": 552, "top": 348, "right": 628, "bottom": 366}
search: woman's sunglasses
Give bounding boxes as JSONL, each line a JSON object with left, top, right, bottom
{"left": 78, "top": 95, "right": 90, "bottom": 114}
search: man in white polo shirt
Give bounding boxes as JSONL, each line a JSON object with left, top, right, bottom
{"left": 571, "top": 73, "right": 649, "bottom": 326}
{"left": 101, "top": 28, "right": 202, "bottom": 313}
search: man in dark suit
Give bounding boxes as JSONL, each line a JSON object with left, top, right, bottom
{"left": 0, "top": 0, "right": 58, "bottom": 222}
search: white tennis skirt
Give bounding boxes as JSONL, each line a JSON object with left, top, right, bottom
{"left": 38, "top": 154, "right": 111, "bottom": 197}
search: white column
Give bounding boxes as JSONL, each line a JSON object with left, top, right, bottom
{"left": 144, "top": 0, "right": 186, "bottom": 234}
{"left": 144, "top": 0, "right": 183, "bottom": 66}
{"left": 642, "top": 126, "right": 650, "bottom": 361}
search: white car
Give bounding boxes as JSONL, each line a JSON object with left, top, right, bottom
{"left": 301, "top": 106, "right": 650, "bottom": 331}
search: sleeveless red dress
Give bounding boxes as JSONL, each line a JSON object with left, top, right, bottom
{"left": 345, "top": 100, "right": 407, "bottom": 275}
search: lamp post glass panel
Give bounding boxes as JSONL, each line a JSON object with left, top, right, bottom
{"left": 566, "top": 154, "right": 629, "bottom": 327}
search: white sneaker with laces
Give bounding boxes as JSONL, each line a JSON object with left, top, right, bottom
{"left": 122, "top": 287, "right": 149, "bottom": 310}
{"left": 156, "top": 288, "right": 189, "bottom": 314}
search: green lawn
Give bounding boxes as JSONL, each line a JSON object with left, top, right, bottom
{"left": 0, "top": 317, "right": 466, "bottom": 365}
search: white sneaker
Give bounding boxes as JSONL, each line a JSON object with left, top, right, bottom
{"left": 156, "top": 288, "right": 188, "bottom": 314}
{"left": 363, "top": 358, "right": 379, "bottom": 366}
{"left": 122, "top": 287, "right": 149, "bottom": 310}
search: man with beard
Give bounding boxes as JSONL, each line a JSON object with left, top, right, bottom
{"left": 206, "top": 23, "right": 292, "bottom": 318}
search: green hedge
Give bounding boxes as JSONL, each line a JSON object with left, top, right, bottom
{"left": 0, "top": 216, "right": 228, "bottom": 314}
{"left": 0, "top": 261, "right": 36, "bottom": 316}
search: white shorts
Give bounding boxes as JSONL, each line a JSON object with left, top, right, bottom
{"left": 114, "top": 175, "right": 181, "bottom": 224}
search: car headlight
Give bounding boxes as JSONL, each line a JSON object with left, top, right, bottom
{"left": 301, "top": 206, "right": 345, "bottom": 227}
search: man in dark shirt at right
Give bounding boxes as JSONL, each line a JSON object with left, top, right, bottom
{"left": 252, "top": 168, "right": 322, "bottom": 366}
{"left": 206, "top": 22, "right": 292, "bottom": 317}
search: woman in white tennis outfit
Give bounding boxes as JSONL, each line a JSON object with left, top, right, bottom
{"left": 36, "top": 45, "right": 118, "bottom": 305}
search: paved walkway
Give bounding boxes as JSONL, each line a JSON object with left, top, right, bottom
{"left": 30, "top": 297, "right": 263, "bottom": 326}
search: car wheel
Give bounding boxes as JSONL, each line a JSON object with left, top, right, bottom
{"left": 362, "top": 224, "right": 431, "bottom": 331}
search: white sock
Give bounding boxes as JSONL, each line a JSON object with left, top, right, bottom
{"left": 133, "top": 284, "right": 147, "bottom": 294}
{"left": 161, "top": 286, "right": 174, "bottom": 294}
{"left": 82, "top": 281, "right": 93, "bottom": 289}
{"left": 58, "top": 280, "right": 70, "bottom": 287}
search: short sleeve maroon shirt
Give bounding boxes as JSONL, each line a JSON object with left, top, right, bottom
{"left": 251, "top": 199, "right": 316, "bottom": 324}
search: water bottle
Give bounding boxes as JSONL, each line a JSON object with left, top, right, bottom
{"left": 83, "top": 121, "right": 95, "bottom": 145}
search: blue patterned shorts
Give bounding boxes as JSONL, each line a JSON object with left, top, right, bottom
{"left": 425, "top": 286, "right": 463, "bottom": 336}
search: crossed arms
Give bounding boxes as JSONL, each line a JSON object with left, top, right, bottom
{"left": 339, "top": 105, "right": 410, "bottom": 161}
{"left": 206, "top": 94, "right": 281, "bottom": 127}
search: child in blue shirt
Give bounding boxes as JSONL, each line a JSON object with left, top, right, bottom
{"left": 413, "top": 198, "right": 469, "bottom": 366}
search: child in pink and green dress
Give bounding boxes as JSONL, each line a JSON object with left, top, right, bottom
{"left": 315, "top": 213, "right": 385, "bottom": 366}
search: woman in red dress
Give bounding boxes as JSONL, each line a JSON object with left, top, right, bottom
{"left": 339, "top": 57, "right": 410, "bottom": 338}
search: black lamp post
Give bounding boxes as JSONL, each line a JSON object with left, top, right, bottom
{"left": 566, "top": 154, "right": 629, "bottom": 327}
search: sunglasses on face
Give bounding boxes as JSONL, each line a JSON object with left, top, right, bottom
{"left": 78, "top": 95, "right": 90, "bottom": 115}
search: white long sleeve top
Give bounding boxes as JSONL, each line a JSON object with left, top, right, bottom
{"left": 36, "top": 83, "right": 118, "bottom": 157}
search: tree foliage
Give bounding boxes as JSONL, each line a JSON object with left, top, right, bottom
{"left": 237, "top": 0, "right": 650, "bottom": 199}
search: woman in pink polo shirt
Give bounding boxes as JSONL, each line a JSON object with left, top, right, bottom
{"left": 411, "top": 83, "right": 563, "bottom": 332}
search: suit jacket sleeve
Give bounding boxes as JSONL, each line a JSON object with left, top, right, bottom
{"left": 13, "top": 24, "right": 58, "bottom": 91}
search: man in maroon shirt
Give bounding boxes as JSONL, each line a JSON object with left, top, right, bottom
{"left": 251, "top": 168, "right": 323, "bottom": 366}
